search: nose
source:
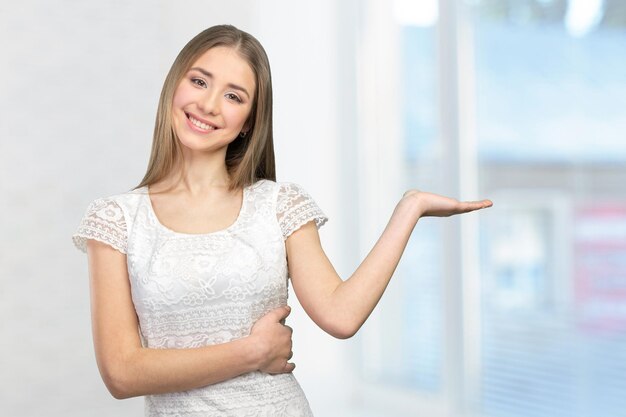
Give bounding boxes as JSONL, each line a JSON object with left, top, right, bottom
{"left": 197, "top": 89, "right": 221, "bottom": 115}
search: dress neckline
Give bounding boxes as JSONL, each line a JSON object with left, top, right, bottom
{"left": 141, "top": 184, "right": 248, "bottom": 237}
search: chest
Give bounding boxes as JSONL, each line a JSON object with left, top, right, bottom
{"left": 148, "top": 190, "right": 243, "bottom": 235}
{"left": 126, "top": 203, "right": 287, "bottom": 315}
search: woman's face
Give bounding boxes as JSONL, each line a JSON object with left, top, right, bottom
{"left": 171, "top": 46, "right": 256, "bottom": 154}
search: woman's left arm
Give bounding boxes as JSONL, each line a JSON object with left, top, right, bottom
{"left": 286, "top": 190, "right": 492, "bottom": 339}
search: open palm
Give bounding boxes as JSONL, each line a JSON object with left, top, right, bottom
{"left": 403, "top": 190, "right": 493, "bottom": 217}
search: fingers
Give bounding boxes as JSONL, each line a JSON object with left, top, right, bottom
{"left": 270, "top": 362, "right": 295, "bottom": 374}
{"left": 285, "top": 350, "right": 295, "bottom": 372}
{"left": 460, "top": 199, "right": 493, "bottom": 213}
{"left": 267, "top": 305, "right": 291, "bottom": 325}
{"left": 273, "top": 305, "right": 291, "bottom": 322}
{"left": 265, "top": 351, "right": 296, "bottom": 375}
{"left": 253, "top": 305, "right": 291, "bottom": 330}
{"left": 275, "top": 348, "right": 295, "bottom": 374}
{"left": 284, "top": 361, "right": 296, "bottom": 373}
{"left": 253, "top": 305, "right": 297, "bottom": 375}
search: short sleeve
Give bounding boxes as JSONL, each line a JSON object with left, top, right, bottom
{"left": 276, "top": 182, "right": 328, "bottom": 239}
{"left": 71, "top": 197, "right": 128, "bottom": 254}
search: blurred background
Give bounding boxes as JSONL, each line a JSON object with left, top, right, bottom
{"left": 1, "top": 0, "right": 625, "bottom": 416}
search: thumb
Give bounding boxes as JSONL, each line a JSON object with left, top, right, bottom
{"left": 275, "top": 305, "right": 291, "bottom": 321}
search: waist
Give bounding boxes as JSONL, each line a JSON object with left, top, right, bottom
{"left": 145, "top": 372, "right": 311, "bottom": 416}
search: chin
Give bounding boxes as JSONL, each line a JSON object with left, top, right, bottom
{"left": 178, "top": 135, "right": 231, "bottom": 154}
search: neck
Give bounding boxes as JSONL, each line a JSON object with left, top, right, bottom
{"left": 164, "top": 147, "right": 234, "bottom": 196}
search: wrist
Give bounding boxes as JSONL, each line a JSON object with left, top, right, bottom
{"left": 237, "top": 334, "right": 263, "bottom": 372}
{"left": 398, "top": 191, "right": 425, "bottom": 220}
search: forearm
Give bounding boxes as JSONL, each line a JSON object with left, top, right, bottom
{"left": 288, "top": 189, "right": 490, "bottom": 339}
{"left": 103, "top": 336, "right": 259, "bottom": 399}
{"left": 330, "top": 197, "right": 421, "bottom": 336}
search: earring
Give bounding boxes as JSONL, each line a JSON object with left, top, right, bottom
{"left": 239, "top": 131, "right": 248, "bottom": 138}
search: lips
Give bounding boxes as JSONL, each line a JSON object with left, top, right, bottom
{"left": 185, "top": 112, "right": 219, "bottom": 132}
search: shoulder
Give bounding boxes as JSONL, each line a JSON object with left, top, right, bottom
{"left": 246, "top": 178, "right": 316, "bottom": 194}
{"left": 249, "top": 178, "right": 278, "bottom": 193}
{"left": 273, "top": 180, "right": 328, "bottom": 239}
{"left": 78, "top": 186, "right": 146, "bottom": 231}
{"left": 275, "top": 181, "right": 310, "bottom": 196}
{"left": 251, "top": 179, "right": 319, "bottom": 204}
{"left": 92, "top": 186, "right": 146, "bottom": 215}
{"left": 110, "top": 185, "right": 146, "bottom": 204}
{"left": 72, "top": 187, "right": 142, "bottom": 255}
{"left": 274, "top": 181, "right": 320, "bottom": 206}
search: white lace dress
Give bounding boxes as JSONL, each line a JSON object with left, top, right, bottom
{"left": 72, "top": 179, "right": 328, "bottom": 417}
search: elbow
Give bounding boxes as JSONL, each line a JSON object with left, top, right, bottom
{"left": 331, "top": 330, "right": 356, "bottom": 340}
{"left": 109, "top": 387, "right": 130, "bottom": 400}
{"left": 102, "top": 368, "right": 133, "bottom": 400}
{"left": 98, "top": 358, "right": 137, "bottom": 400}
{"left": 325, "top": 321, "right": 360, "bottom": 340}
{"left": 108, "top": 384, "right": 133, "bottom": 400}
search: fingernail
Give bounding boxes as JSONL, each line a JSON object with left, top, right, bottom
{"left": 286, "top": 305, "right": 291, "bottom": 311}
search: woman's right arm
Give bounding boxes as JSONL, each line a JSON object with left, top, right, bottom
{"left": 86, "top": 239, "right": 294, "bottom": 400}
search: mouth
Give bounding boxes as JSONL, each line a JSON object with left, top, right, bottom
{"left": 185, "top": 112, "right": 218, "bottom": 132}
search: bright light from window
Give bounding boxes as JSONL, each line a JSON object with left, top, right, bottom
{"left": 393, "top": 0, "right": 438, "bottom": 27}
{"left": 565, "top": 0, "right": 605, "bottom": 37}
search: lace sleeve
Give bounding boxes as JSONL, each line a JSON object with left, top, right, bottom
{"left": 276, "top": 182, "right": 328, "bottom": 240}
{"left": 71, "top": 197, "right": 128, "bottom": 254}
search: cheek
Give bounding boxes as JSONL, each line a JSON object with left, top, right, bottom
{"left": 172, "top": 82, "right": 194, "bottom": 109}
{"left": 223, "top": 105, "right": 252, "bottom": 127}
{"left": 171, "top": 91, "right": 186, "bottom": 110}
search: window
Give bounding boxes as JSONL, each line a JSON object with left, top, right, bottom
{"left": 474, "top": 1, "right": 626, "bottom": 416}
{"left": 355, "top": 1, "right": 626, "bottom": 416}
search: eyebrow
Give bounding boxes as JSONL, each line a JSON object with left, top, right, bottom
{"left": 189, "top": 67, "right": 251, "bottom": 99}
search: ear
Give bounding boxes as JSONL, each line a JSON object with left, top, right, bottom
{"left": 242, "top": 120, "right": 253, "bottom": 135}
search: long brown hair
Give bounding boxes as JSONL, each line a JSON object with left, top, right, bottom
{"left": 134, "top": 24, "right": 275, "bottom": 192}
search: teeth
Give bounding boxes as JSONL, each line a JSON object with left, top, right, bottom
{"left": 189, "top": 115, "right": 215, "bottom": 131}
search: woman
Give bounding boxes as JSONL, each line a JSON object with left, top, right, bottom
{"left": 72, "top": 24, "right": 492, "bottom": 416}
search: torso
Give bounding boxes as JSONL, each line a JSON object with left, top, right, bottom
{"left": 121, "top": 179, "right": 314, "bottom": 416}
{"left": 72, "top": 178, "right": 324, "bottom": 416}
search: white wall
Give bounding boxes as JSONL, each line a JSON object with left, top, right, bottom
{"left": 0, "top": 1, "right": 363, "bottom": 416}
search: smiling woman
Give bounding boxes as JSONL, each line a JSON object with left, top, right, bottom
{"left": 71, "top": 23, "right": 491, "bottom": 417}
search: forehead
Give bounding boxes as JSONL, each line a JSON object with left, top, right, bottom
{"left": 189, "top": 46, "right": 256, "bottom": 94}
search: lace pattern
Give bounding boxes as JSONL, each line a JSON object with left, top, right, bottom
{"left": 72, "top": 198, "right": 128, "bottom": 254}
{"left": 146, "top": 372, "right": 313, "bottom": 417}
{"left": 71, "top": 180, "right": 324, "bottom": 416}
{"left": 276, "top": 183, "right": 328, "bottom": 239}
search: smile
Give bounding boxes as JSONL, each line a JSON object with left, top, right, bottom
{"left": 186, "top": 113, "right": 217, "bottom": 132}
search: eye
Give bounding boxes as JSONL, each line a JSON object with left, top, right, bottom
{"left": 225, "top": 92, "right": 242, "bottom": 103}
{"left": 191, "top": 78, "right": 207, "bottom": 88}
